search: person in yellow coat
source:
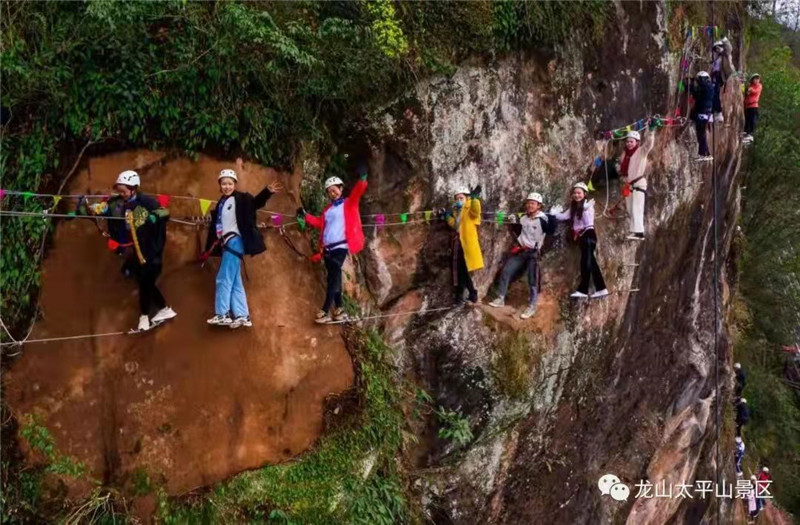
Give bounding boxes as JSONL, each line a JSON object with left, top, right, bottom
{"left": 445, "top": 184, "right": 484, "bottom": 305}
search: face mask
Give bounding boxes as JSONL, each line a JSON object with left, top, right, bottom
{"left": 454, "top": 201, "right": 464, "bottom": 209}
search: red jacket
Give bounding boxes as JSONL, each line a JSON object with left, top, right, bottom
{"left": 304, "top": 178, "right": 367, "bottom": 261}
{"left": 745, "top": 82, "right": 762, "bottom": 108}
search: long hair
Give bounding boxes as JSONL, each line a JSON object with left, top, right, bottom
{"left": 570, "top": 197, "right": 585, "bottom": 223}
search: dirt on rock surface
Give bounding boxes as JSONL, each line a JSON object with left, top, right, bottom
{"left": 3, "top": 151, "right": 354, "bottom": 499}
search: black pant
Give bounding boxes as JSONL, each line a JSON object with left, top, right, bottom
{"left": 712, "top": 71, "right": 723, "bottom": 113}
{"left": 322, "top": 248, "right": 348, "bottom": 312}
{"left": 744, "top": 107, "right": 759, "bottom": 134}
{"left": 131, "top": 262, "right": 166, "bottom": 316}
{"left": 452, "top": 238, "right": 477, "bottom": 302}
{"left": 578, "top": 230, "right": 606, "bottom": 294}
{"left": 695, "top": 117, "right": 710, "bottom": 156}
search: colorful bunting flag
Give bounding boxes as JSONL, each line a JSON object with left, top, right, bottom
{"left": 297, "top": 216, "right": 306, "bottom": 232}
{"left": 594, "top": 157, "right": 602, "bottom": 168}
{"left": 678, "top": 80, "right": 685, "bottom": 93}
{"left": 199, "top": 198, "right": 212, "bottom": 216}
{"left": 107, "top": 239, "right": 120, "bottom": 251}
{"left": 271, "top": 214, "right": 282, "bottom": 226}
{"left": 376, "top": 214, "right": 386, "bottom": 228}
{"left": 587, "top": 180, "right": 596, "bottom": 192}
{"left": 496, "top": 211, "right": 505, "bottom": 225}
{"left": 157, "top": 194, "right": 170, "bottom": 208}
{"left": 52, "top": 196, "right": 62, "bottom": 209}
{"left": 0, "top": 189, "right": 5, "bottom": 201}
{"left": 424, "top": 210, "right": 432, "bottom": 222}
{"left": 22, "top": 191, "right": 34, "bottom": 203}
{"left": 400, "top": 213, "right": 408, "bottom": 224}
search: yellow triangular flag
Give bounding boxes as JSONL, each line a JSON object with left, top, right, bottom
{"left": 587, "top": 180, "right": 596, "bottom": 192}
{"left": 52, "top": 196, "right": 62, "bottom": 209}
{"left": 199, "top": 198, "right": 212, "bottom": 216}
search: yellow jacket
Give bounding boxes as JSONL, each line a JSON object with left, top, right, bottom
{"left": 448, "top": 198, "right": 484, "bottom": 271}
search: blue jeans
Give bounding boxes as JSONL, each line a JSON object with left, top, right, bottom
{"left": 496, "top": 250, "right": 539, "bottom": 306}
{"left": 215, "top": 236, "right": 249, "bottom": 318}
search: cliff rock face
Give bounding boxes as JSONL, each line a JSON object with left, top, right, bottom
{"left": 352, "top": 2, "right": 744, "bottom": 523}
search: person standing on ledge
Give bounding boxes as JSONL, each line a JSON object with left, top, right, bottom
{"left": 445, "top": 184, "right": 484, "bottom": 306}
{"left": 742, "top": 73, "right": 762, "bottom": 144}
{"left": 690, "top": 71, "right": 715, "bottom": 162}
{"left": 488, "top": 191, "right": 555, "bottom": 319}
{"left": 616, "top": 126, "right": 655, "bottom": 241}
{"left": 553, "top": 182, "right": 608, "bottom": 299}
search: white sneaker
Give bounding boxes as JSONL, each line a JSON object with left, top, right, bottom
{"left": 591, "top": 289, "right": 610, "bottom": 299}
{"left": 315, "top": 310, "right": 332, "bottom": 324}
{"left": 694, "top": 155, "right": 714, "bottom": 162}
{"left": 489, "top": 297, "right": 505, "bottom": 308}
{"left": 520, "top": 305, "right": 537, "bottom": 319}
{"left": 137, "top": 315, "right": 151, "bottom": 331}
{"left": 230, "top": 316, "right": 252, "bottom": 329}
{"left": 570, "top": 291, "right": 589, "bottom": 299}
{"left": 152, "top": 306, "right": 177, "bottom": 323}
{"left": 207, "top": 314, "right": 232, "bottom": 326}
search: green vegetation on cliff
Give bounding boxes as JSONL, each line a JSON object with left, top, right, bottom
{"left": 736, "top": 19, "right": 800, "bottom": 516}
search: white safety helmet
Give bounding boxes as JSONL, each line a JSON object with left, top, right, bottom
{"left": 573, "top": 182, "right": 589, "bottom": 193}
{"left": 526, "top": 192, "right": 544, "bottom": 204}
{"left": 324, "top": 176, "right": 344, "bottom": 190}
{"left": 735, "top": 436, "right": 742, "bottom": 443}
{"left": 740, "top": 398, "right": 747, "bottom": 403}
{"left": 713, "top": 40, "right": 723, "bottom": 49}
{"left": 762, "top": 467, "right": 769, "bottom": 473}
{"left": 626, "top": 130, "right": 641, "bottom": 142}
{"left": 218, "top": 169, "right": 238, "bottom": 182}
{"left": 115, "top": 170, "right": 140, "bottom": 187}
{"left": 749, "top": 73, "right": 761, "bottom": 81}
{"left": 734, "top": 362, "right": 741, "bottom": 369}
{"left": 453, "top": 187, "right": 470, "bottom": 197}
{"left": 697, "top": 71, "right": 711, "bottom": 79}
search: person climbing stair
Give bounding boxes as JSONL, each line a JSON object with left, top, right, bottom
{"left": 445, "top": 184, "right": 483, "bottom": 306}
{"left": 488, "top": 191, "right": 555, "bottom": 319}
{"left": 204, "top": 169, "right": 282, "bottom": 329}
{"left": 87, "top": 170, "right": 176, "bottom": 331}
{"left": 299, "top": 161, "right": 367, "bottom": 324}
{"left": 616, "top": 127, "right": 655, "bottom": 241}
{"left": 690, "top": 71, "right": 715, "bottom": 161}
{"left": 742, "top": 74, "right": 762, "bottom": 144}
{"left": 553, "top": 182, "right": 608, "bottom": 299}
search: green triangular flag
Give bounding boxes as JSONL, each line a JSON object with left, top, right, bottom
{"left": 496, "top": 211, "right": 505, "bottom": 225}
{"left": 400, "top": 213, "right": 408, "bottom": 224}
{"left": 678, "top": 80, "right": 684, "bottom": 93}
{"left": 22, "top": 191, "right": 35, "bottom": 203}
{"left": 587, "top": 180, "right": 595, "bottom": 192}
{"left": 52, "top": 196, "right": 62, "bottom": 209}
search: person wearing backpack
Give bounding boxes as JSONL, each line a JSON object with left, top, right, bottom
{"left": 87, "top": 170, "right": 176, "bottom": 331}
{"left": 488, "top": 192, "right": 555, "bottom": 319}
{"left": 204, "top": 169, "right": 282, "bottom": 328}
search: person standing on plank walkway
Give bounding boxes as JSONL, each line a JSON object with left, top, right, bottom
{"left": 203, "top": 169, "right": 282, "bottom": 329}
{"left": 488, "top": 191, "right": 555, "bottom": 318}
{"left": 616, "top": 126, "right": 655, "bottom": 241}
{"left": 711, "top": 37, "right": 734, "bottom": 122}
{"left": 85, "top": 170, "right": 176, "bottom": 332}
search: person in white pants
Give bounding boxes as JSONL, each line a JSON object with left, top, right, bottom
{"left": 616, "top": 127, "right": 655, "bottom": 240}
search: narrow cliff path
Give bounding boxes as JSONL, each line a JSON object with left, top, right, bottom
{"left": 3, "top": 151, "right": 354, "bottom": 497}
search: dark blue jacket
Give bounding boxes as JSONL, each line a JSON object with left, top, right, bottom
{"left": 691, "top": 77, "right": 714, "bottom": 117}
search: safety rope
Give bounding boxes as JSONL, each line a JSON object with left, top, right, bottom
{"left": 0, "top": 330, "right": 129, "bottom": 348}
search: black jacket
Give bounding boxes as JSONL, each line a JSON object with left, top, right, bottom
{"left": 736, "top": 368, "right": 747, "bottom": 387}
{"left": 106, "top": 193, "right": 168, "bottom": 265}
{"left": 205, "top": 187, "right": 273, "bottom": 257}
{"left": 690, "top": 77, "right": 714, "bottom": 117}
{"left": 736, "top": 403, "right": 750, "bottom": 425}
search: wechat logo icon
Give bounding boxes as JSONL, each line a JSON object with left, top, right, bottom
{"left": 598, "top": 473, "right": 630, "bottom": 501}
